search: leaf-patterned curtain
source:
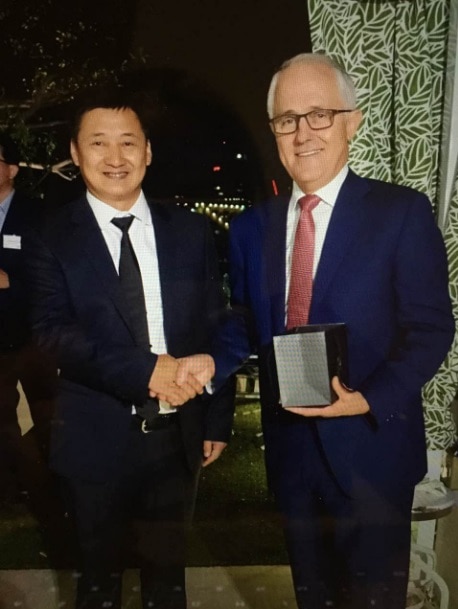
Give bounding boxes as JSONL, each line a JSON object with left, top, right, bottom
{"left": 307, "top": 0, "right": 458, "bottom": 449}
{"left": 431, "top": 178, "right": 458, "bottom": 448}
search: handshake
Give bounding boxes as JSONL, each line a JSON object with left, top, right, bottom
{"left": 148, "top": 353, "right": 215, "bottom": 406}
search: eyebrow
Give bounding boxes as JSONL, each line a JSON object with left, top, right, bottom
{"left": 87, "top": 132, "right": 140, "bottom": 137}
{"left": 277, "top": 107, "right": 326, "bottom": 115}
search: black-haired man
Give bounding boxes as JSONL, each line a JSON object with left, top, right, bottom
{"left": 24, "top": 91, "right": 234, "bottom": 609}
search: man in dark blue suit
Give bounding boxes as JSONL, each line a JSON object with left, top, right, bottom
{"left": 207, "top": 54, "right": 454, "bottom": 608}
{"left": 0, "top": 133, "right": 56, "bottom": 501}
{"left": 24, "top": 91, "right": 234, "bottom": 609}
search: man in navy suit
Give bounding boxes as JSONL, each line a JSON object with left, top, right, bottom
{"left": 24, "top": 90, "right": 234, "bottom": 609}
{"left": 205, "top": 54, "right": 455, "bottom": 608}
{"left": 0, "top": 133, "right": 56, "bottom": 501}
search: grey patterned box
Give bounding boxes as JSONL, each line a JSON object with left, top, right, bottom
{"left": 273, "top": 323, "right": 348, "bottom": 407}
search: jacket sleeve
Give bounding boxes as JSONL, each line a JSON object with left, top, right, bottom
{"left": 358, "top": 193, "right": 455, "bottom": 425}
{"left": 211, "top": 216, "right": 256, "bottom": 391}
{"left": 22, "top": 227, "right": 157, "bottom": 406}
{"left": 204, "top": 374, "right": 237, "bottom": 442}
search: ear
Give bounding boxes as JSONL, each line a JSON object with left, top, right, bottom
{"left": 8, "top": 164, "right": 19, "bottom": 181}
{"left": 70, "top": 140, "right": 80, "bottom": 166}
{"left": 345, "top": 109, "right": 363, "bottom": 141}
{"left": 146, "top": 140, "right": 153, "bottom": 166}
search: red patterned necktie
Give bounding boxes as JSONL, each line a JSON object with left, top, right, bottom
{"left": 286, "top": 194, "right": 321, "bottom": 330}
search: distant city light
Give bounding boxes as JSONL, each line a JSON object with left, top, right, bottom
{"left": 213, "top": 166, "right": 221, "bottom": 172}
{"left": 183, "top": 198, "right": 249, "bottom": 230}
{"left": 236, "top": 153, "right": 242, "bottom": 159}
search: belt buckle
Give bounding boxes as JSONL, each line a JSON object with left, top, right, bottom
{"left": 141, "top": 419, "right": 153, "bottom": 434}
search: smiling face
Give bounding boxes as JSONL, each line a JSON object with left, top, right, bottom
{"left": 70, "top": 107, "right": 152, "bottom": 211}
{"left": 272, "top": 62, "right": 362, "bottom": 193}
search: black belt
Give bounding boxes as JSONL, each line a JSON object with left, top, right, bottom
{"left": 131, "top": 413, "right": 179, "bottom": 433}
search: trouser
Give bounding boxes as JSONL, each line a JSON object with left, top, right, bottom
{"left": 0, "top": 343, "right": 69, "bottom": 562}
{"left": 0, "top": 343, "right": 56, "bottom": 498}
{"left": 0, "top": 342, "right": 56, "bottom": 465}
{"left": 273, "top": 414, "right": 413, "bottom": 609}
{"left": 63, "top": 418, "right": 192, "bottom": 609}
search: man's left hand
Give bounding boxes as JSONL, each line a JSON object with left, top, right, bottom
{"left": 287, "top": 376, "right": 370, "bottom": 418}
{"left": 202, "top": 440, "right": 227, "bottom": 467}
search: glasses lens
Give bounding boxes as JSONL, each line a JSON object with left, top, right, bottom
{"left": 273, "top": 115, "right": 297, "bottom": 134}
{"left": 272, "top": 110, "right": 336, "bottom": 134}
{"left": 307, "top": 110, "right": 333, "bottom": 129}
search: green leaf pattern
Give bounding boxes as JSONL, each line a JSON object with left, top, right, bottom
{"left": 308, "top": 0, "right": 457, "bottom": 448}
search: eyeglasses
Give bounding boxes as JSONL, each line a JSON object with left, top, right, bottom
{"left": 269, "top": 109, "right": 354, "bottom": 135}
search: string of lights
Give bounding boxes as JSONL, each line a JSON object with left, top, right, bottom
{"left": 175, "top": 199, "right": 248, "bottom": 230}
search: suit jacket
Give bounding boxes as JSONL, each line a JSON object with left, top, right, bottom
{"left": 23, "top": 195, "right": 234, "bottom": 482}
{"left": 213, "top": 170, "right": 455, "bottom": 495}
{"left": 0, "top": 191, "right": 42, "bottom": 350}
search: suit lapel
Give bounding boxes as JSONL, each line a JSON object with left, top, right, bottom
{"left": 311, "top": 171, "right": 370, "bottom": 311}
{"left": 264, "top": 197, "right": 289, "bottom": 336}
{"left": 70, "top": 197, "right": 137, "bottom": 338}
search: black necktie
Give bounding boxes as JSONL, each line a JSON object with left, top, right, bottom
{"left": 111, "top": 215, "right": 150, "bottom": 348}
{"left": 111, "top": 215, "right": 159, "bottom": 420}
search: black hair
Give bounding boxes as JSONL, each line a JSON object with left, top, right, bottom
{"left": 0, "top": 132, "right": 20, "bottom": 165}
{"left": 70, "top": 86, "right": 150, "bottom": 141}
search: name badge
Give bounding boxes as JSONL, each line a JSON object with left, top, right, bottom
{"left": 3, "top": 234, "right": 21, "bottom": 250}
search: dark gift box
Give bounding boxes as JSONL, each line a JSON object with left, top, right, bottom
{"left": 273, "top": 323, "right": 348, "bottom": 407}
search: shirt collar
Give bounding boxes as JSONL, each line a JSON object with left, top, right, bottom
{"left": 86, "top": 190, "right": 151, "bottom": 227}
{"left": 290, "top": 165, "right": 349, "bottom": 210}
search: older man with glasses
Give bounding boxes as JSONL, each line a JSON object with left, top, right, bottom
{"left": 203, "top": 53, "right": 455, "bottom": 609}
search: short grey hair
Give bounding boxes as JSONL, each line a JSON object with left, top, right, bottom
{"left": 266, "top": 53, "right": 358, "bottom": 119}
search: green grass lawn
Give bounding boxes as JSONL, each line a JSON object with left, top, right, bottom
{"left": 0, "top": 508, "right": 48, "bottom": 569}
{"left": 0, "top": 400, "right": 288, "bottom": 569}
{"left": 190, "top": 399, "right": 288, "bottom": 566}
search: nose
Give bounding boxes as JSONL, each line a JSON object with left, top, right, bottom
{"left": 294, "top": 115, "right": 313, "bottom": 143}
{"left": 105, "top": 145, "right": 125, "bottom": 166}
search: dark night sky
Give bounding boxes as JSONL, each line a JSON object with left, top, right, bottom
{"left": 131, "top": 0, "right": 312, "bottom": 195}
{"left": 1, "top": 0, "right": 311, "bottom": 199}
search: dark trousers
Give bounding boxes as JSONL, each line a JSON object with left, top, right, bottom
{"left": 63, "top": 419, "right": 192, "bottom": 609}
{"left": 0, "top": 342, "right": 56, "bottom": 500}
{"left": 0, "top": 343, "right": 69, "bottom": 563}
{"left": 273, "top": 415, "right": 413, "bottom": 609}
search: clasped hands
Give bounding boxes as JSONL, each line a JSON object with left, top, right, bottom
{"left": 148, "top": 353, "right": 214, "bottom": 406}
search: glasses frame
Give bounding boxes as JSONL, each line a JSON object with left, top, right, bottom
{"left": 269, "top": 109, "right": 354, "bottom": 135}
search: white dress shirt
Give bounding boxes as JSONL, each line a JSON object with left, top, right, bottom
{"left": 285, "top": 165, "right": 349, "bottom": 317}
